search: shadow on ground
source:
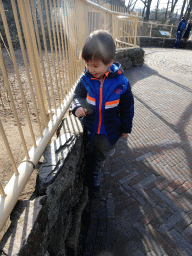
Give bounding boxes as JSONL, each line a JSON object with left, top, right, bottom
{"left": 78, "top": 61, "right": 192, "bottom": 255}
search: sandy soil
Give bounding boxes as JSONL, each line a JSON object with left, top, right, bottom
{"left": 0, "top": 48, "right": 54, "bottom": 201}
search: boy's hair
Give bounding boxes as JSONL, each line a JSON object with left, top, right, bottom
{"left": 81, "top": 30, "right": 116, "bottom": 65}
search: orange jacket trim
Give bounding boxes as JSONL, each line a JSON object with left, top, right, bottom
{"left": 87, "top": 93, "right": 96, "bottom": 105}
{"left": 105, "top": 99, "right": 120, "bottom": 109}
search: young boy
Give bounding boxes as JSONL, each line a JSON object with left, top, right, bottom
{"left": 71, "top": 30, "right": 134, "bottom": 188}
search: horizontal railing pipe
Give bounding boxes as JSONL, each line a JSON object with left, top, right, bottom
{"left": 116, "top": 39, "right": 136, "bottom": 47}
{"left": 116, "top": 46, "right": 139, "bottom": 51}
{"left": 81, "top": 0, "right": 142, "bottom": 19}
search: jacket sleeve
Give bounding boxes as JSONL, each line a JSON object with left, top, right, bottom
{"left": 71, "top": 80, "right": 87, "bottom": 116}
{"left": 119, "top": 81, "right": 134, "bottom": 133}
{"left": 177, "top": 20, "right": 183, "bottom": 31}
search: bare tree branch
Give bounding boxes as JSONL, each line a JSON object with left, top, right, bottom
{"left": 184, "top": 0, "right": 192, "bottom": 20}
{"left": 140, "top": 0, "right": 148, "bottom": 6}
{"left": 180, "top": 0, "right": 188, "bottom": 19}
{"left": 164, "top": 0, "right": 170, "bottom": 22}
{"left": 127, "top": 0, "right": 138, "bottom": 10}
{"left": 144, "top": 0, "right": 153, "bottom": 20}
{"left": 155, "top": 0, "right": 160, "bottom": 20}
{"left": 130, "top": 0, "right": 138, "bottom": 11}
{"left": 169, "top": 0, "right": 179, "bottom": 18}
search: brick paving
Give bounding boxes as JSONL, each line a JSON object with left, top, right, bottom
{"left": 81, "top": 48, "right": 192, "bottom": 256}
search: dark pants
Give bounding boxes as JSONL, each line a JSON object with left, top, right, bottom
{"left": 174, "top": 31, "right": 182, "bottom": 48}
{"left": 85, "top": 134, "right": 118, "bottom": 171}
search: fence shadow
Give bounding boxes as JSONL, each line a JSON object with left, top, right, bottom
{"left": 78, "top": 59, "right": 192, "bottom": 255}
{"left": 127, "top": 63, "right": 192, "bottom": 94}
{"left": 79, "top": 96, "right": 192, "bottom": 255}
{"left": 100, "top": 140, "right": 192, "bottom": 255}
{"left": 125, "top": 63, "right": 192, "bottom": 173}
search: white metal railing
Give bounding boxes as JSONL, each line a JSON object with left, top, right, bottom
{"left": 0, "top": 0, "right": 141, "bottom": 232}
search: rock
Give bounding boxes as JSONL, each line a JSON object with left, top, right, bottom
{"left": 0, "top": 130, "right": 86, "bottom": 256}
{"left": 115, "top": 47, "right": 145, "bottom": 69}
{"left": 124, "top": 59, "right": 133, "bottom": 69}
{"left": 116, "top": 51, "right": 125, "bottom": 59}
{"left": 66, "top": 187, "right": 88, "bottom": 251}
{"left": 35, "top": 133, "right": 77, "bottom": 195}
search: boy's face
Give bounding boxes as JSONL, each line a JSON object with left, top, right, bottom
{"left": 85, "top": 59, "right": 113, "bottom": 80}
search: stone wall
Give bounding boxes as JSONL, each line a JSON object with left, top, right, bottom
{"left": 0, "top": 116, "right": 88, "bottom": 256}
{"left": 115, "top": 47, "right": 145, "bottom": 69}
{"left": 140, "top": 37, "right": 192, "bottom": 49}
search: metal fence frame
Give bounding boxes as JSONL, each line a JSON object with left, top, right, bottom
{"left": 0, "top": 0, "right": 141, "bottom": 232}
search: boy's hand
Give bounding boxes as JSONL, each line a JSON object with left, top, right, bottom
{"left": 121, "top": 133, "right": 128, "bottom": 138}
{"left": 75, "top": 107, "right": 87, "bottom": 117}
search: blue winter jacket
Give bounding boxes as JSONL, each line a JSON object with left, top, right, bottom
{"left": 71, "top": 62, "right": 134, "bottom": 146}
{"left": 177, "top": 18, "right": 187, "bottom": 32}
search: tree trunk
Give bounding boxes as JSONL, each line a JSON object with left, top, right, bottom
{"left": 155, "top": 0, "right": 160, "bottom": 20}
{"left": 164, "top": 0, "right": 170, "bottom": 22}
{"left": 169, "top": 0, "right": 179, "bottom": 18}
{"left": 180, "top": 0, "right": 187, "bottom": 19}
{"left": 144, "top": 0, "right": 153, "bottom": 20}
{"left": 142, "top": 0, "right": 147, "bottom": 17}
{"left": 184, "top": 0, "right": 192, "bottom": 21}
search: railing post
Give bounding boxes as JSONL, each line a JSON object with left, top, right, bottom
{"left": 150, "top": 22, "right": 153, "bottom": 37}
{"left": 0, "top": 182, "right": 6, "bottom": 198}
{"left": 170, "top": 23, "right": 173, "bottom": 38}
{"left": 134, "top": 13, "right": 138, "bottom": 46}
{"left": 0, "top": 120, "right": 19, "bottom": 175}
{"left": 17, "top": 0, "right": 49, "bottom": 130}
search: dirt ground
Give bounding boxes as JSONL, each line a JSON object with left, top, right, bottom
{"left": 1, "top": 52, "right": 37, "bottom": 201}
{"left": 0, "top": 48, "right": 63, "bottom": 201}
{"left": 0, "top": 49, "right": 43, "bottom": 239}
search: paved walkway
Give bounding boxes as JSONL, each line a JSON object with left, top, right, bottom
{"left": 80, "top": 48, "right": 192, "bottom": 256}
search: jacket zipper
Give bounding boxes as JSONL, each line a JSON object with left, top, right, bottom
{"left": 97, "top": 80, "right": 103, "bottom": 134}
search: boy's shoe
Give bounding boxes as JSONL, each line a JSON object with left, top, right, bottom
{"left": 93, "top": 170, "right": 102, "bottom": 188}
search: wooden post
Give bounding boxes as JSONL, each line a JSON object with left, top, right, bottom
{"left": 150, "top": 22, "right": 153, "bottom": 37}
{"left": 170, "top": 24, "right": 173, "bottom": 38}
{"left": 134, "top": 13, "right": 139, "bottom": 46}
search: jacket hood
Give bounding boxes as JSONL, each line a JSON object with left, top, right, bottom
{"left": 84, "top": 61, "right": 124, "bottom": 79}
